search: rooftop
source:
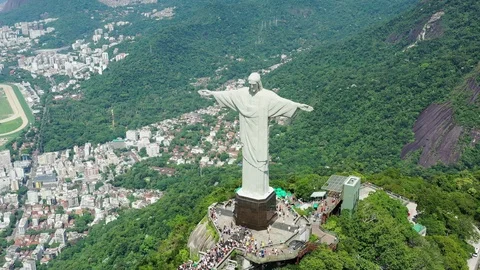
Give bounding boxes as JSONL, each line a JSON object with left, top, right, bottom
{"left": 33, "top": 174, "right": 57, "bottom": 183}
{"left": 321, "top": 175, "right": 348, "bottom": 193}
{"left": 413, "top": 223, "right": 426, "bottom": 233}
{"left": 310, "top": 191, "right": 326, "bottom": 198}
{"left": 345, "top": 176, "right": 360, "bottom": 186}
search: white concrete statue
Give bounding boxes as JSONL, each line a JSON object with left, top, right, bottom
{"left": 199, "top": 72, "right": 313, "bottom": 200}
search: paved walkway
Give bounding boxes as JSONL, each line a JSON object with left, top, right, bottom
{"left": 181, "top": 199, "right": 335, "bottom": 269}
{"left": 311, "top": 222, "right": 337, "bottom": 245}
{"left": 208, "top": 201, "right": 307, "bottom": 266}
{"left": 0, "top": 84, "right": 28, "bottom": 136}
{"left": 360, "top": 183, "right": 418, "bottom": 221}
{"left": 215, "top": 202, "right": 299, "bottom": 247}
{"left": 468, "top": 226, "right": 480, "bottom": 270}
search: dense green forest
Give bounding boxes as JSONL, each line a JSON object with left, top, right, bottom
{"left": 30, "top": 0, "right": 418, "bottom": 152}
{"left": 41, "top": 159, "right": 480, "bottom": 269}
{"left": 266, "top": 0, "right": 480, "bottom": 171}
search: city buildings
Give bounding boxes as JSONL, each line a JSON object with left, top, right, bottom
{"left": 0, "top": 150, "right": 11, "bottom": 169}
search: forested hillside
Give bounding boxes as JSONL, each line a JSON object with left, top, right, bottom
{"left": 40, "top": 160, "right": 480, "bottom": 269}
{"left": 6, "top": 0, "right": 480, "bottom": 269}
{"left": 26, "top": 0, "right": 480, "bottom": 171}
{"left": 267, "top": 0, "right": 480, "bottom": 171}
{"left": 34, "top": 0, "right": 418, "bottom": 152}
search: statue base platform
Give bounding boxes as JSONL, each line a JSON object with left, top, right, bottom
{"left": 234, "top": 191, "right": 277, "bottom": 230}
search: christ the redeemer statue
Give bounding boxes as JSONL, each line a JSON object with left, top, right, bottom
{"left": 199, "top": 72, "right": 313, "bottom": 200}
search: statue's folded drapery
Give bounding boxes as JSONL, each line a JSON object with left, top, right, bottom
{"left": 211, "top": 87, "right": 299, "bottom": 198}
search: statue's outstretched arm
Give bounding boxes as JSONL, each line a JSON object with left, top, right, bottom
{"left": 198, "top": 89, "right": 212, "bottom": 97}
{"left": 298, "top": 103, "right": 314, "bottom": 112}
{"left": 198, "top": 89, "right": 239, "bottom": 111}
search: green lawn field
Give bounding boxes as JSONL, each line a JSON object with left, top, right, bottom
{"left": 0, "top": 84, "right": 34, "bottom": 150}
{"left": 0, "top": 89, "right": 13, "bottom": 119}
{"left": 0, "top": 117, "right": 23, "bottom": 134}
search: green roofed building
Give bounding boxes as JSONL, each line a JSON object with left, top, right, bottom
{"left": 274, "top": 187, "right": 288, "bottom": 198}
{"left": 413, "top": 223, "right": 427, "bottom": 236}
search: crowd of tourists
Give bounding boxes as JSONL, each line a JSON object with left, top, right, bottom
{"left": 177, "top": 238, "right": 240, "bottom": 270}
{"left": 178, "top": 202, "right": 299, "bottom": 270}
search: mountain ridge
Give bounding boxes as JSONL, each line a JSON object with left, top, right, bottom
{"left": 266, "top": 0, "right": 480, "bottom": 170}
{"left": 28, "top": 0, "right": 418, "bottom": 156}
{"left": 18, "top": 0, "right": 480, "bottom": 269}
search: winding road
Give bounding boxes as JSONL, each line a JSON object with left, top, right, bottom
{"left": 0, "top": 84, "right": 29, "bottom": 136}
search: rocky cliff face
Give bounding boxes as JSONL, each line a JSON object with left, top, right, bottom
{"left": 401, "top": 77, "right": 480, "bottom": 167}
{"left": 1, "top": 0, "right": 31, "bottom": 13}
{"left": 386, "top": 11, "right": 445, "bottom": 45}
{"left": 401, "top": 103, "right": 463, "bottom": 167}
{"left": 187, "top": 218, "right": 217, "bottom": 255}
{"left": 467, "top": 78, "right": 480, "bottom": 104}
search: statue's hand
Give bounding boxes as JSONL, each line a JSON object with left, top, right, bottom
{"left": 298, "top": 104, "right": 314, "bottom": 112}
{"left": 198, "top": 89, "right": 212, "bottom": 97}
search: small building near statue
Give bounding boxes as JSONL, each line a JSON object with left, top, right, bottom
{"left": 341, "top": 176, "right": 361, "bottom": 212}
{"left": 321, "top": 175, "right": 361, "bottom": 213}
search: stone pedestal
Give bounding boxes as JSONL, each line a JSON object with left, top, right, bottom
{"left": 234, "top": 191, "right": 277, "bottom": 230}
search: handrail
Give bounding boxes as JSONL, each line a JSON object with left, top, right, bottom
{"left": 207, "top": 204, "right": 223, "bottom": 240}
{"left": 186, "top": 205, "right": 223, "bottom": 269}
{"left": 317, "top": 225, "right": 339, "bottom": 244}
{"left": 362, "top": 183, "right": 412, "bottom": 205}
{"left": 243, "top": 250, "right": 298, "bottom": 263}
{"left": 215, "top": 247, "right": 238, "bottom": 269}
{"left": 284, "top": 230, "right": 300, "bottom": 245}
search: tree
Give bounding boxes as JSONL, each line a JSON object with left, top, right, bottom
{"left": 95, "top": 182, "right": 104, "bottom": 190}
{"left": 17, "top": 186, "right": 28, "bottom": 196}
{"left": 219, "top": 152, "right": 229, "bottom": 162}
{"left": 56, "top": 206, "right": 65, "bottom": 214}
{"left": 430, "top": 236, "right": 469, "bottom": 270}
{"left": 334, "top": 192, "right": 445, "bottom": 270}
{"left": 138, "top": 147, "right": 147, "bottom": 158}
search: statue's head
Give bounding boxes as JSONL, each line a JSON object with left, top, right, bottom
{"left": 248, "top": 72, "right": 263, "bottom": 95}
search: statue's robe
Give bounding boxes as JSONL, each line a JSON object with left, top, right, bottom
{"left": 211, "top": 87, "right": 299, "bottom": 199}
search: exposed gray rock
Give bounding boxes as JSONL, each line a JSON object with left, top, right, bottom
{"left": 1, "top": 0, "right": 31, "bottom": 13}
{"left": 187, "top": 218, "right": 217, "bottom": 256}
